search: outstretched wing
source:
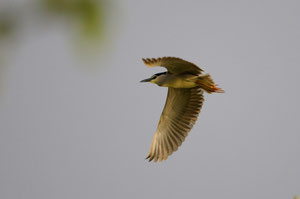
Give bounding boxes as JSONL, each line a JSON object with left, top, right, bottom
{"left": 146, "top": 87, "right": 204, "bottom": 162}
{"left": 142, "top": 57, "right": 203, "bottom": 75}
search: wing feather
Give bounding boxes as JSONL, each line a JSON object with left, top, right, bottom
{"left": 142, "top": 57, "right": 203, "bottom": 75}
{"left": 146, "top": 87, "right": 204, "bottom": 162}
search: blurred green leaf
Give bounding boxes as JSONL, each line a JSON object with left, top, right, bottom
{"left": 0, "top": 13, "right": 15, "bottom": 39}
{"left": 43, "top": 0, "right": 106, "bottom": 40}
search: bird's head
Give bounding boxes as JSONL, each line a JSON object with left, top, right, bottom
{"left": 140, "top": 72, "right": 167, "bottom": 85}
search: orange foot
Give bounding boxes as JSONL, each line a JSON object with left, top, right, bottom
{"left": 210, "top": 84, "right": 224, "bottom": 93}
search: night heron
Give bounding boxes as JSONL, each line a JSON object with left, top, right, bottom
{"left": 141, "top": 57, "right": 223, "bottom": 162}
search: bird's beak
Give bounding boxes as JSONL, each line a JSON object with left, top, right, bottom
{"left": 140, "top": 77, "right": 152, "bottom": 83}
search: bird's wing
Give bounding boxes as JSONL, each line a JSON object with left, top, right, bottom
{"left": 146, "top": 87, "right": 204, "bottom": 162}
{"left": 142, "top": 57, "right": 203, "bottom": 75}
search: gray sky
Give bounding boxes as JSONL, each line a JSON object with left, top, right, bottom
{"left": 0, "top": 0, "right": 300, "bottom": 199}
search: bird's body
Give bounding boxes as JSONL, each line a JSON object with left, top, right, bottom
{"left": 153, "top": 73, "right": 198, "bottom": 88}
{"left": 141, "top": 57, "right": 223, "bottom": 162}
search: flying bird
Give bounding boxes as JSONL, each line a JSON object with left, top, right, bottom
{"left": 141, "top": 57, "right": 223, "bottom": 162}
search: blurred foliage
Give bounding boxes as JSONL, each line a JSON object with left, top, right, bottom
{"left": 0, "top": 11, "right": 16, "bottom": 41}
{"left": 0, "top": 0, "right": 115, "bottom": 74}
{"left": 0, "top": 0, "right": 113, "bottom": 96}
{"left": 42, "top": 0, "right": 106, "bottom": 40}
{"left": 0, "top": 0, "right": 108, "bottom": 45}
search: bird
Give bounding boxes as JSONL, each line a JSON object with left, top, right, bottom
{"left": 140, "top": 57, "right": 224, "bottom": 162}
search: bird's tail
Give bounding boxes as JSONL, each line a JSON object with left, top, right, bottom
{"left": 195, "top": 74, "right": 224, "bottom": 93}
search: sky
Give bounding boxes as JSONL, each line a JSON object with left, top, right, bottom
{"left": 0, "top": 0, "right": 300, "bottom": 199}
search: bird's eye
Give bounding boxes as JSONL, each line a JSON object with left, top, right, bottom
{"left": 152, "top": 75, "right": 157, "bottom": 79}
